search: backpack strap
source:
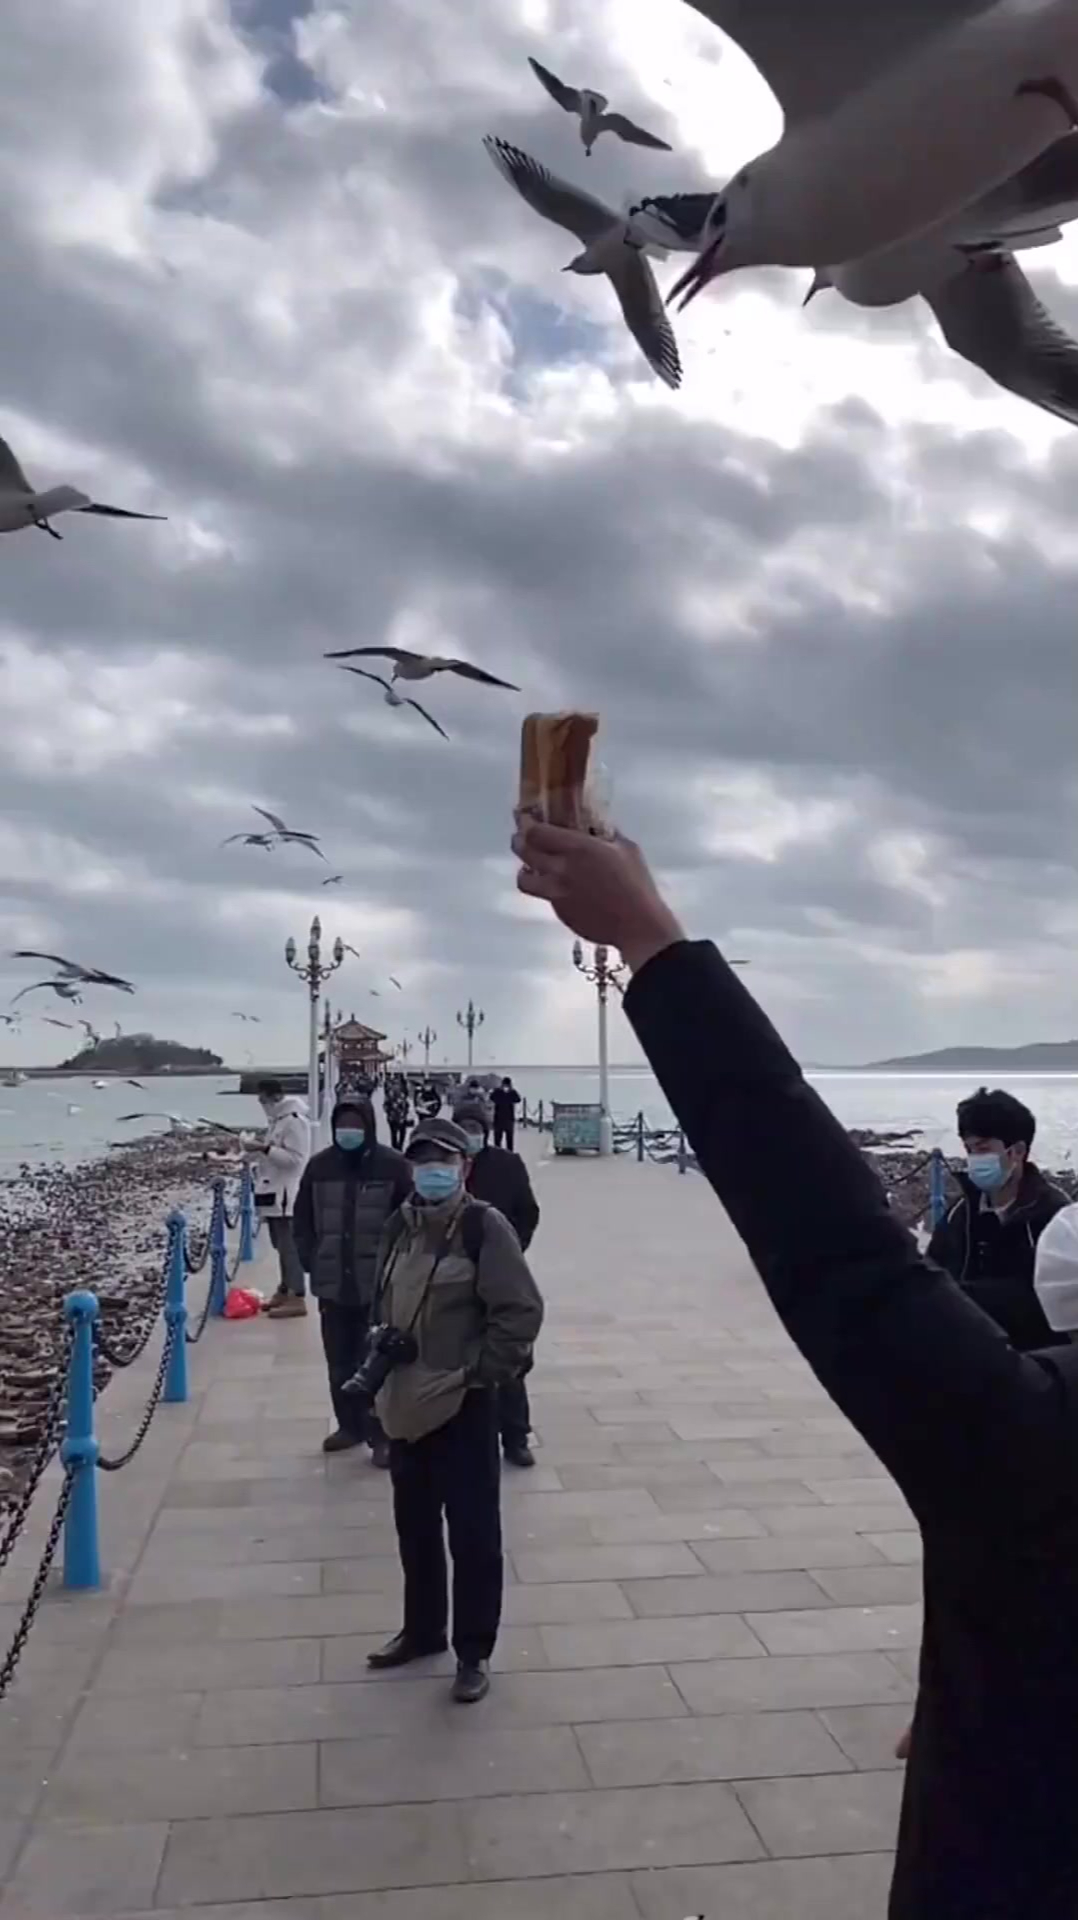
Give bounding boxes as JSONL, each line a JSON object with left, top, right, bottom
{"left": 461, "top": 1198, "right": 489, "bottom": 1264}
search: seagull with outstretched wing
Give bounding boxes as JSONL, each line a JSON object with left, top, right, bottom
{"left": 10, "top": 950, "right": 135, "bottom": 991}
{"left": 0, "top": 433, "right": 166, "bottom": 540}
{"left": 335, "top": 665, "right": 450, "bottom": 740}
{"left": 325, "top": 643, "right": 518, "bottom": 691}
{"left": 527, "top": 55, "right": 672, "bottom": 158}
{"left": 251, "top": 807, "right": 326, "bottom": 857}
{"left": 12, "top": 980, "right": 82, "bottom": 1006}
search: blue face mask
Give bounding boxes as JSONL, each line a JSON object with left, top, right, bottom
{"left": 413, "top": 1163, "right": 461, "bottom": 1203}
{"left": 336, "top": 1127, "right": 365, "bottom": 1153}
{"left": 967, "top": 1151, "right": 1007, "bottom": 1193}
{"left": 462, "top": 1132, "right": 485, "bottom": 1157}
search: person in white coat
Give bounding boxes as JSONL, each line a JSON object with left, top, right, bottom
{"left": 250, "top": 1078, "right": 310, "bottom": 1318}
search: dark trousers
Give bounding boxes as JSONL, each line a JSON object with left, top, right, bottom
{"left": 498, "top": 1375, "right": 531, "bottom": 1449}
{"left": 318, "top": 1298, "right": 384, "bottom": 1443}
{"left": 389, "top": 1390, "right": 502, "bottom": 1664}
{"left": 388, "top": 1120, "right": 408, "bottom": 1151}
{"left": 492, "top": 1120, "right": 515, "bottom": 1151}
{"left": 267, "top": 1216, "right": 306, "bottom": 1296}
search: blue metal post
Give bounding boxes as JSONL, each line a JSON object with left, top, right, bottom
{"left": 637, "top": 1111, "right": 645, "bottom": 1164}
{"left": 677, "top": 1127, "right": 687, "bottom": 1175}
{"left": 62, "top": 1291, "right": 101, "bottom": 1591}
{"left": 163, "top": 1212, "right": 188, "bottom": 1404}
{"left": 209, "top": 1180, "right": 228, "bottom": 1316}
{"left": 929, "top": 1149, "right": 946, "bottom": 1229}
{"left": 239, "top": 1163, "right": 255, "bottom": 1264}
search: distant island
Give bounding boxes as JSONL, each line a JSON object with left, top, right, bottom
{"left": 868, "top": 1040, "right": 1078, "bottom": 1072}
{"left": 58, "top": 1033, "right": 224, "bottom": 1075}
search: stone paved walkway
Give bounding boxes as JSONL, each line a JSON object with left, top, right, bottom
{"left": 0, "top": 1139, "right": 919, "bottom": 1917}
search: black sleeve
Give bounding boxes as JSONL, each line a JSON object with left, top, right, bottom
{"left": 624, "top": 939, "right": 1067, "bottom": 1533}
{"left": 292, "top": 1166, "right": 314, "bottom": 1273}
{"left": 926, "top": 1204, "right": 963, "bottom": 1280}
{"left": 510, "top": 1155, "right": 540, "bottom": 1250}
{"left": 391, "top": 1155, "right": 414, "bottom": 1209}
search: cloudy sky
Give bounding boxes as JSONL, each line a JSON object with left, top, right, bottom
{"left": 2, "top": 0, "right": 1078, "bottom": 1076}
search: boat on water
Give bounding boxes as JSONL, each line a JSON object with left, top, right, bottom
{"left": 1, "top": 1071, "right": 26, "bottom": 1088}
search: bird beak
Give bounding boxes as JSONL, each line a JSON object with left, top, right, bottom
{"left": 667, "top": 235, "right": 723, "bottom": 313}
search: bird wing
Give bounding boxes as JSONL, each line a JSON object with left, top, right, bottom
{"left": 42, "top": 1016, "right": 74, "bottom": 1027}
{"left": 10, "top": 949, "right": 80, "bottom": 974}
{"left": 322, "top": 874, "right": 344, "bottom": 885}
{"left": 483, "top": 137, "right": 616, "bottom": 245}
{"left": 405, "top": 697, "right": 450, "bottom": 740}
{"left": 84, "top": 967, "right": 135, "bottom": 991}
{"left": 253, "top": 806, "right": 288, "bottom": 833}
{"left": 0, "top": 434, "right": 32, "bottom": 495}
{"left": 527, "top": 56, "right": 582, "bottom": 114}
{"left": 389, "top": 977, "right": 403, "bottom": 989}
{"left": 79, "top": 503, "right": 167, "bottom": 521}
{"left": 608, "top": 250, "right": 682, "bottom": 389}
{"left": 338, "top": 664, "right": 395, "bottom": 694}
{"left": 325, "top": 645, "right": 415, "bottom": 664}
{"left": 681, "top": 0, "right": 991, "bottom": 124}
{"left": 11, "top": 982, "right": 52, "bottom": 1004}
{"left": 629, "top": 192, "right": 717, "bottom": 247}
{"left": 599, "top": 112, "right": 671, "bottom": 152}
{"left": 926, "top": 252, "right": 1078, "bottom": 429}
{"left": 443, "top": 659, "right": 520, "bottom": 689}
{"left": 961, "top": 134, "right": 1078, "bottom": 247}
{"left": 287, "top": 835, "right": 327, "bottom": 859}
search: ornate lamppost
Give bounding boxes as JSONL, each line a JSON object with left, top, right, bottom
{"left": 571, "top": 941, "right": 627, "bottom": 1157}
{"left": 418, "top": 1025, "right": 437, "bottom": 1071}
{"left": 456, "top": 1000, "right": 485, "bottom": 1069}
{"left": 284, "top": 916, "right": 344, "bottom": 1128}
{"left": 397, "top": 1037, "right": 412, "bottom": 1067}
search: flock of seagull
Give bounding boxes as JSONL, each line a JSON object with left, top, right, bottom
{"left": 486, "top": 0, "right": 1078, "bottom": 423}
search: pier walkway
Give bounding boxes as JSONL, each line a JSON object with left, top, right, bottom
{"left": 0, "top": 1138, "right": 915, "bottom": 1917}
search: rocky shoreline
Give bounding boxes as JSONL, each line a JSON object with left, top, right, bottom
{"left": 0, "top": 1129, "right": 242, "bottom": 1521}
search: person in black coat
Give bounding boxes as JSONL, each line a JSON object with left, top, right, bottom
{"left": 293, "top": 1094, "right": 412, "bottom": 1459}
{"left": 455, "top": 1096, "right": 540, "bottom": 1467}
{"left": 513, "top": 814, "right": 1078, "bottom": 1920}
{"left": 928, "top": 1086, "right": 1069, "bottom": 1352}
{"left": 491, "top": 1077, "right": 521, "bottom": 1150}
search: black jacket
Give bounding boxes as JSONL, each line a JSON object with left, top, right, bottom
{"left": 293, "top": 1108, "right": 411, "bottom": 1305}
{"left": 624, "top": 938, "right": 1078, "bottom": 1920}
{"left": 928, "top": 1166, "right": 1070, "bottom": 1352}
{"left": 492, "top": 1086, "right": 520, "bottom": 1126}
{"left": 466, "top": 1144, "right": 539, "bottom": 1250}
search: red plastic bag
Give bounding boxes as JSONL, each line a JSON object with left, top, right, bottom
{"left": 224, "top": 1285, "right": 263, "bottom": 1320}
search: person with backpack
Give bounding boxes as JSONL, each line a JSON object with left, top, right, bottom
{"left": 364, "top": 1115, "right": 544, "bottom": 1703}
{"left": 455, "top": 1095, "right": 541, "bottom": 1467}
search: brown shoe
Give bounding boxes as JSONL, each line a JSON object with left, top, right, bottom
{"left": 263, "top": 1288, "right": 286, "bottom": 1314}
{"left": 266, "top": 1295, "right": 308, "bottom": 1319}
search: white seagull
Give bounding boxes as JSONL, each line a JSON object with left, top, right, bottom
{"left": 335, "top": 665, "right": 450, "bottom": 741}
{"left": 117, "top": 1111, "right": 196, "bottom": 1133}
{"left": 667, "top": 0, "right": 1078, "bottom": 311}
{"left": 483, "top": 136, "right": 682, "bottom": 389}
{"left": 325, "top": 643, "right": 518, "bottom": 691}
{"left": 527, "top": 56, "right": 672, "bottom": 157}
{"left": 0, "top": 433, "right": 165, "bottom": 540}
{"left": 12, "top": 980, "right": 83, "bottom": 1006}
{"left": 223, "top": 809, "right": 325, "bottom": 858}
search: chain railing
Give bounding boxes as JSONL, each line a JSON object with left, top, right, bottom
{"left": 0, "top": 1163, "right": 259, "bottom": 1699}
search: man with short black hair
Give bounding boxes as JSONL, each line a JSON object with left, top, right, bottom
{"left": 456, "top": 1096, "right": 541, "bottom": 1467}
{"left": 491, "top": 1076, "right": 521, "bottom": 1150}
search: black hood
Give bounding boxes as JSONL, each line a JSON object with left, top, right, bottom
{"left": 331, "top": 1095, "right": 376, "bottom": 1148}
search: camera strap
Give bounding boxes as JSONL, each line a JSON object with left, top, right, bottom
{"left": 377, "top": 1206, "right": 468, "bottom": 1336}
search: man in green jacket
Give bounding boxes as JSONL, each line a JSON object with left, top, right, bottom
{"left": 363, "top": 1116, "right": 544, "bottom": 1703}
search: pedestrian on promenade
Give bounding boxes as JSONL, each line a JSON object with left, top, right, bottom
{"left": 491, "top": 1075, "right": 521, "bottom": 1150}
{"left": 292, "top": 1093, "right": 411, "bottom": 1458}
{"left": 384, "top": 1074, "right": 411, "bottom": 1153}
{"left": 366, "top": 1115, "right": 543, "bottom": 1703}
{"left": 456, "top": 1095, "right": 541, "bottom": 1468}
{"left": 249, "top": 1078, "right": 310, "bottom": 1319}
{"left": 513, "top": 813, "right": 1078, "bottom": 1920}
{"left": 417, "top": 1079, "right": 442, "bottom": 1119}
{"left": 929, "top": 1086, "right": 1069, "bottom": 1351}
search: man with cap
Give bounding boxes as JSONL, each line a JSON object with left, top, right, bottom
{"left": 455, "top": 1095, "right": 541, "bottom": 1467}
{"left": 292, "top": 1091, "right": 412, "bottom": 1459}
{"left": 365, "top": 1115, "right": 544, "bottom": 1703}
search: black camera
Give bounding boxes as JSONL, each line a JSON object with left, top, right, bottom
{"left": 341, "top": 1324, "right": 418, "bottom": 1403}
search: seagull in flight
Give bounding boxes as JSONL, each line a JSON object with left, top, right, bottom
{"left": 527, "top": 56, "right": 672, "bottom": 158}
{"left": 223, "top": 809, "right": 325, "bottom": 858}
{"left": 10, "top": 950, "right": 135, "bottom": 992}
{"left": 389, "top": 976, "right": 403, "bottom": 990}
{"left": 231, "top": 1011, "right": 261, "bottom": 1023}
{"left": 335, "top": 665, "right": 450, "bottom": 740}
{"left": 666, "top": 0, "right": 1078, "bottom": 312}
{"left": 342, "top": 943, "right": 362, "bottom": 960}
{"left": 221, "top": 830, "right": 276, "bottom": 850}
{"left": 117, "top": 1111, "right": 196, "bottom": 1132}
{"left": 78, "top": 1019, "right": 102, "bottom": 1047}
{"left": 0, "top": 433, "right": 166, "bottom": 541}
{"left": 483, "top": 137, "right": 682, "bottom": 389}
{"left": 325, "top": 643, "right": 518, "bottom": 692}
{"left": 41, "top": 1014, "right": 76, "bottom": 1028}
{"left": 12, "top": 980, "right": 83, "bottom": 1006}
{"left": 322, "top": 874, "right": 345, "bottom": 887}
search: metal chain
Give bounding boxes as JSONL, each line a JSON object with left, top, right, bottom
{"left": 0, "top": 1470, "right": 74, "bottom": 1701}
{"left": 183, "top": 1226, "right": 211, "bottom": 1274}
{"left": 0, "top": 1331, "right": 72, "bottom": 1575}
{"left": 222, "top": 1187, "right": 242, "bottom": 1231}
{"left": 98, "top": 1321, "right": 178, "bottom": 1472}
{"left": 185, "top": 1267, "right": 216, "bottom": 1344}
{"left": 93, "top": 1231, "right": 171, "bottom": 1368}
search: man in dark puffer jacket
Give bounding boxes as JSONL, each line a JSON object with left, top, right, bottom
{"left": 293, "top": 1094, "right": 412, "bottom": 1459}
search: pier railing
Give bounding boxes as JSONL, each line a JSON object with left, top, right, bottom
{"left": 520, "top": 1100, "right": 693, "bottom": 1172}
{"left": 0, "top": 1165, "right": 260, "bottom": 1697}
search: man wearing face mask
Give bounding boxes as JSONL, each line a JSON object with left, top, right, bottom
{"left": 455, "top": 1096, "right": 541, "bottom": 1468}
{"left": 928, "top": 1087, "right": 1070, "bottom": 1353}
{"left": 366, "top": 1116, "right": 543, "bottom": 1703}
{"left": 292, "top": 1093, "right": 412, "bottom": 1457}
{"left": 250, "top": 1079, "right": 311, "bottom": 1320}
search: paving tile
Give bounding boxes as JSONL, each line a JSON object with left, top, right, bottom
{"left": 820, "top": 1704, "right": 911, "bottom": 1769}
{"left": 587, "top": 1509, "right": 769, "bottom": 1544}
{"left": 576, "top": 1710, "right": 850, "bottom": 1787}
{"left": 744, "top": 1604, "right": 922, "bottom": 1657}
{"left": 40, "top": 1743, "right": 318, "bottom": 1824}
{"left": 711, "top": 1454, "right": 887, "bottom": 1484}
{"left": 320, "top": 1725, "right": 588, "bottom": 1805}
{"left": 511, "top": 1544, "right": 704, "bottom": 1584}
{"left": 760, "top": 1504, "right": 913, "bottom": 1536}
{"left": 649, "top": 1481, "right": 824, "bottom": 1511}
{"left": 92, "top": 1637, "right": 322, "bottom": 1693}
{"left": 156, "top": 1804, "right": 470, "bottom": 1904}
{"left": 0, "top": 1820, "right": 168, "bottom": 1916}
{"left": 864, "top": 1531, "right": 923, "bottom": 1563}
{"left": 296, "top": 1874, "right": 641, "bottom": 1918}
{"left": 63, "top": 1691, "right": 203, "bottom": 1753}
{"left": 629, "top": 1851, "right": 894, "bottom": 1918}
{"left": 670, "top": 1652, "right": 914, "bottom": 1715}
{"left": 734, "top": 1769, "right": 902, "bottom": 1857}
{"left": 125, "top": 1561, "right": 323, "bottom": 1604}
{"left": 555, "top": 1461, "right": 723, "bottom": 1491}
{"left": 621, "top": 1573, "right": 830, "bottom": 1617}
{"left": 501, "top": 1581, "right": 633, "bottom": 1624}
{"left": 538, "top": 1614, "right": 767, "bottom": 1668}
{"left": 323, "top": 1626, "right": 548, "bottom": 1681}
{"left": 808, "top": 1564, "right": 922, "bottom": 1606}
{"left": 690, "top": 1534, "right": 884, "bottom": 1574}
{"left": 462, "top": 1781, "right": 763, "bottom": 1878}
{"left": 0, "top": 1823, "right": 23, "bottom": 1880}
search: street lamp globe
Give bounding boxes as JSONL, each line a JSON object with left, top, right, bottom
{"left": 332, "top": 936, "right": 344, "bottom": 965}
{"left": 572, "top": 939, "right": 583, "bottom": 970}
{"left": 285, "top": 936, "right": 297, "bottom": 966}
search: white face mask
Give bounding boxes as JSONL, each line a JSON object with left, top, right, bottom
{"left": 1034, "top": 1203, "right": 1078, "bottom": 1331}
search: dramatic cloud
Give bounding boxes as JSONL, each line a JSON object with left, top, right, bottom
{"left": 2, "top": 0, "right": 1078, "bottom": 1077}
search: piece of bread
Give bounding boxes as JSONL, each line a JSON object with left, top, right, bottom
{"left": 519, "top": 712, "right": 599, "bottom": 830}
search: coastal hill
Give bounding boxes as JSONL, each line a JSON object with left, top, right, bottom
{"left": 58, "top": 1033, "right": 224, "bottom": 1075}
{"left": 868, "top": 1040, "right": 1078, "bottom": 1072}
